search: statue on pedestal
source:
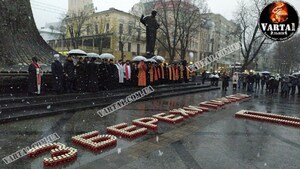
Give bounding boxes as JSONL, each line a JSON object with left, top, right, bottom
{"left": 140, "top": 10, "right": 160, "bottom": 58}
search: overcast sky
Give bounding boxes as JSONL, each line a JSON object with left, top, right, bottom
{"left": 31, "top": 0, "right": 300, "bottom": 29}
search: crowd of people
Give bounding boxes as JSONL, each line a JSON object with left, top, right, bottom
{"left": 28, "top": 55, "right": 196, "bottom": 95}
{"left": 211, "top": 72, "right": 300, "bottom": 96}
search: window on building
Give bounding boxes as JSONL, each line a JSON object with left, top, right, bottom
{"left": 128, "top": 25, "right": 132, "bottom": 35}
{"left": 119, "top": 24, "right": 123, "bottom": 34}
{"left": 137, "top": 44, "right": 140, "bottom": 55}
{"left": 137, "top": 29, "right": 141, "bottom": 40}
{"left": 106, "top": 23, "right": 110, "bottom": 33}
{"left": 102, "top": 37, "right": 111, "bottom": 49}
{"left": 95, "top": 24, "right": 99, "bottom": 34}
{"left": 128, "top": 43, "right": 131, "bottom": 52}
{"left": 83, "top": 38, "right": 93, "bottom": 47}
{"left": 86, "top": 25, "right": 90, "bottom": 35}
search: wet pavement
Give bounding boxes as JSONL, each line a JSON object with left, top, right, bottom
{"left": 1, "top": 86, "right": 300, "bottom": 169}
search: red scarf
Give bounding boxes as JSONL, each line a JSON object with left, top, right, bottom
{"left": 32, "top": 61, "right": 40, "bottom": 69}
{"left": 125, "top": 65, "right": 129, "bottom": 80}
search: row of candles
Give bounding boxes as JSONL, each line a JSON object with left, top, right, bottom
{"left": 236, "top": 110, "right": 300, "bottom": 127}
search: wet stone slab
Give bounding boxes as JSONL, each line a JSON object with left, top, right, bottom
{"left": 1, "top": 88, "right": 300, "bottom": 169}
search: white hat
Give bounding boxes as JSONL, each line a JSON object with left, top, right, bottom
{"left": 54, "top": 54, "right": 59, "bottom": 58}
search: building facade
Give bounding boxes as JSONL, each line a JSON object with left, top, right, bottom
{"left": 68, "top": 0, "right": 94, "bottom": 15}
{"left": 201, "top": 13, "right": 242, "bottom": 73}
{"left": 49, "top": 8, "right": 146, "bottom": 61}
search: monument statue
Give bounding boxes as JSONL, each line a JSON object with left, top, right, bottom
{"left": 140, "top": 10, "right": 159, "bottom": 58}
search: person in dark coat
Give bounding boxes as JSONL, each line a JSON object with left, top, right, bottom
{"left": 182, "top": 60, "right": 189, "bottom": 83}
{"left": 202, "top": 70, "right": 206, "bottom": 84}
{"left": 76, "top": 57, "right": 87, "bottom": 92}
{"left": 83, "top": 57, "right": 89, "bottom": 89}
{"left": 163, "top": 63, "right": 168, "bottom": 84}
{"left": 87, "top": 57, "right": 99, "bottom": 92}
{"left": 107, "top": 59, "right": 118, "bottom": 89}
{"left": 297, "top": 77, "right": 300, "bottom": 95}
{"left": 131, "top": 62, "right": 138, "bottom": 86}
{"left": 290, "top": 77, "right": 298, "bottom": 95}
{"left": 281, "top": 77, "right": 290, "bottom": 97}
{"left": 98, "top": 59, "right": 109, "bottom": 90}
{"left": 222, "top": 73, "right": 230, "bottom": 91}
{"left": 51, "top": 54, "right": 64, "bottom": 94}
{"left": 64, "top": 55, "right": 75, "bottom": 93}
{"left": 268, "top": 77, "right": 276, "bottom": 94}
{"left": 254, "top": 73, "right": 260, "bottom": 89}
{"left": 28, "top": 57, "right": 42, "bottom": 96}
{"left": 247, "top": 73, "right": 255, "bottom": 92}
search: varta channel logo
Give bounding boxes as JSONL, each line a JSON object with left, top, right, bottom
{"left": 259, "top": 1, "right": 299, "bottom": 41}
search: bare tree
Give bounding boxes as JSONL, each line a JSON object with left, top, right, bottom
{"left": 177, "top": 0, "right": 208, "bottom": 60}
{"left": 131, "top": 0, "right": 207, "bottom": 62}
{"left": 234, "top": 0, "right": 272, "bottom": 71}
{"left": 92, "top": 17, "right": 114, "bottom": 54}
{"left": 118, "top": 18, "right": 141, "bottom": 61}
{"left": 64, "top": 7, "right": 91, "bottom": 49}
{"left": 272, "top": 34, "right": 300, "bottom": 74}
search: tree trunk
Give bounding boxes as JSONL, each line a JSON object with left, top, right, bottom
{"left": 0, "top": 0, "right": 57, "bottom": 66}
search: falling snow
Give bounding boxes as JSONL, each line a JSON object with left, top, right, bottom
{"left": 158, "top": 150, "right": 163, "bottom": 156}
{"left": 117, "top": 148, "right": 122, "bottom": 154}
